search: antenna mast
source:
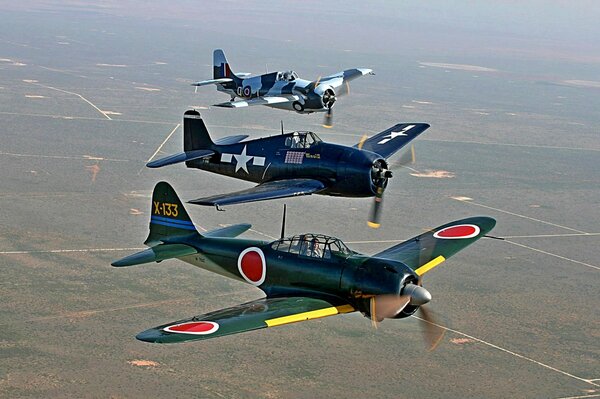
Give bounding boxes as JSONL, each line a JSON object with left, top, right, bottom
{"left": 280, "top": 204, "right": 287, "bottom": 239}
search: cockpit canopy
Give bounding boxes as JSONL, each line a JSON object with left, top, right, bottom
{"left": 284, "top": 131, "right": 322, "bottom": 149}
{"left": 270, "top": 233, "right": 352, "bottom": 259}
{"left": 276, "top": 70, "right": 299, "bottom": 82}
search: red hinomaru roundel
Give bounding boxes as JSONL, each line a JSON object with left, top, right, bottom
{"left": 237, "top": 247, "right": 266, "bottom": 286}
{"left": 433, "top": 224, "right": 480, "bottom": 240}
{"left": 163, "top": 321, "right": 219, "bottom": 335}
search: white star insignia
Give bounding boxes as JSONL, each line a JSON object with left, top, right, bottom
{"left": 233, "top": 145, "right": 253, "bottom": 174}
{"left": 377, "top": 125, "right": 415, "bottom": 145}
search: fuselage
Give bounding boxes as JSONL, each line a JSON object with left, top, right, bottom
{"left": 185, "top": 132, "right": 385, "bottom": 198}
{"left": 179, "top": 234, "right": 418, "bottom": 316}
{"left": 217, "top": 72, "right": 322, "bottom": 113}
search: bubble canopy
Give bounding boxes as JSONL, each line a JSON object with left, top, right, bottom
{"left": 270, "top": 234, "right": 353, "bottom": 259}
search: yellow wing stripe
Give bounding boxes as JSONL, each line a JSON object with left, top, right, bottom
{"left": 415, "top": 255, "right": 446, "bottom": 276}
{"left": 265, "top": 304, "right": 355, "bottom": 327}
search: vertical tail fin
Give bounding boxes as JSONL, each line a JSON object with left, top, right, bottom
{"left": 213, "top": 49, "right": 234, "bottom": 79}
{"left": 145, "top": 181, "right": 201, "bottom": 245}
{"left": 183, "top": 110, "right": 214, "bottom": 151}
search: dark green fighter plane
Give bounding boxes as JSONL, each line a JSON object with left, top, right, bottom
{"left": 113, "top": 182, "right": 496, "bottom": 347}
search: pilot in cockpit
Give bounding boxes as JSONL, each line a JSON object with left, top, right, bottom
{"left": 309, "top": 238, "right": 322, "bottom": 258}
{"left": 291, "top": 132, "right": 302, "bottom": 148}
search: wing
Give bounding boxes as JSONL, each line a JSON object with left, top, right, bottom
{"left": 309, "top": 68, "right": 373, "bottom": 91}
{"left": 188, "top": 178, "right": 326, "bottom": 207}
{"left": 355, "top": 123, "right": 430, "bottom": 159}
{"left": 213, "top": 95, "right": 300, "bottom": 108}
{"left": 146, "top": 149, "right": 214, "bottom": 168}
{"left": 136, "top": 297, "right": 355, "bottom": 343}
{"left": 191, "top": 78, "right": 233, "bottom": 87}
{"left": 374, "top": 217, "right": 496, "bottom": 276}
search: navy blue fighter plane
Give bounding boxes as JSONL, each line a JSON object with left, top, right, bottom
{"left": 148, "top": 110, "right": 429, "bottom": 228}
{"left": 192, "top": 49, "right": 373, "bottom": 127}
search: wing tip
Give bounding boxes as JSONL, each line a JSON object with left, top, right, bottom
{"left": 136, "top": 329, "right": 162, "bottom": 343}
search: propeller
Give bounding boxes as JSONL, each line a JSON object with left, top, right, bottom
{"left": 369, "top": 280, "right": 445, "bottom": 350}
{"left": 414, "top": 275, "right": 446, "bottom": 351}
{"left": 417, "top": 306, "right": 446, "bottom": 351}
{"left": 368, "top": 186, "right": 384, "bottom": 228}
{"left": 302, "top": 75, "right": 350, "bottom": 128}
{"left": 321, "top": 88, "right": 336, "bottom": 128}
{"left": 366, "top": 146, "right": 416, "bottom": 228}
{"left": 370, "top": 295, "right": 410, "bottom": 328}
{"left": 323, "top": 106, "right": 333, "bottom": 128}
{"left": 367, "top": 160, "right": 392, "bottom": 229}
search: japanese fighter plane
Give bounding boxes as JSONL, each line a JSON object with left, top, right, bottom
{"left": 192, "top": 49, "right": 373, "bottom": 127}
{"left": 147, "top": 110, "right": 430, "bottom": 228}
{"left": 112, "top": 182, "right": 496, "bottom": 347}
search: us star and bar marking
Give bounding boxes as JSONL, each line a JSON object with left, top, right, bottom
{"left": 377, "top": 124, "right": 415, "bottom": 145}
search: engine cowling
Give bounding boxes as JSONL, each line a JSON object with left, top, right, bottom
{"left": 340, "top": 258, "right": 419, "bottom": 317}
{"left": 370, "top": 158, "right": 391, "bottom": 194}
{"left": 305, "top": 85, "right": 336, "bottom": 111}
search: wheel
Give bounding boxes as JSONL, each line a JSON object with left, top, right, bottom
{"left": 292, "top": 101, "right": 304, "bottom": 112}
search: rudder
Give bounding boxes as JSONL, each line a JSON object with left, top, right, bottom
{"left": 213, "top": 49, "right": 233, "bottom": 79}
{"left": 183, "top": 110, "right": 214, "bottom": 151}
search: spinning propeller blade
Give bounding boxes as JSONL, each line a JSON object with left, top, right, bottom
{"left": 390, "top": 144, "right": 416, "bottom": 169}
{"left": 369, "top": 279, "right": 444, "bottom": 350}
{"left": 365, "top": 145, "right": 416, "bottom": 228}
{"left": 370, "top": 295, "right": 410, "bottom": 328}
{"left": 417, "top": 306, "right": 446, "bottom": 351}
{"left": 322, "top": 107, "right": 333, "bottom": 128}
{"left": 368, "top": 185, "right": 384, "bottom": 229}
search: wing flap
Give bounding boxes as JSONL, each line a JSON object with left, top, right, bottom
{"left": 146, "top": 150, "right": 214, "bottom": 168}
{"left": 136, "top": 297, "right": 354, "bottom": 344}
{"left": 355, "top": 123, "right": 430, "bottom": 159}
{"left": 374, "top": 217, "right": 496, "bottom": 274}
{"left": 189, "top": 179, "right": 326, "bottom": 207}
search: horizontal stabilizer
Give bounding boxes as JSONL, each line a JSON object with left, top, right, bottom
{"left": 214, "top": 135, "right": 249, "bottom": 145}
{"left": 191, "top": 78, "right": 233, "bottom": 87}
{"left": 146, "top": 150, "right": 214, "bottom": 168}
{"left": 203, "top": 223, "right": 252, "bottom": 238}
{"left": 189, "top": 178, "right": 326, "bottom": 207}
{"left": 112, "top": 243, "right": 197, "bottom": 267}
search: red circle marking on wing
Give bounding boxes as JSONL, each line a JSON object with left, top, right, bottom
{"left": 240, "top": 251, "right": 263, "bottom": 283}
{"left": 164, "top": 321, "right": 219, "bottom": 335}
{"left": 433, "top": 224, "right": 480, "bottom": 239}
